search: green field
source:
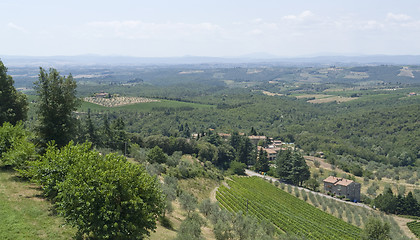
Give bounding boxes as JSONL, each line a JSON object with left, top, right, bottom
{"left": 26, "top": 94, "right": 214, "bottom": 113}
{"left": 216, "top": 176, "right": 361, "bottom": 240}
{"left": 407, "top": 221, "right": 420, "bottom": 238}
{"left": 0, "top": 168, "right": 75, "bottom": 240}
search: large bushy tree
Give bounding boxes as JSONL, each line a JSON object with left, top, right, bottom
{"left": 30, "top": 141, "right": 164, "bottom": 239}
{"left": 34, "top": 68, "right": 80, "bottom": 148}
{"left": 0, "top": 60, "right": 28, "bottom": 125}
{"left": 276, "top": 149, "right": 310, "bottom": 186}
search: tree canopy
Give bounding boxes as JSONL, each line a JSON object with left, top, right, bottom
{"left": 29, "top": 141, "right": 164, "bottom": 239}
{"left": 276, "top": 150, "right": 310, "bottom": 186}
{"left": 0, "top": 60, "right": 28, "bottom": 125}
{"left": 34, "top": 68, "right": 80, "bottom": 148}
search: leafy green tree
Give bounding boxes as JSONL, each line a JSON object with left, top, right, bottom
{"left": 0, "top": 60, "right": 28, "bottom": 125}
{"left": 198, "top": 198, "right": 213, "bottom": 217}
{"left": 179, "top": 192, "right": 197, "bottom": 217}
{"left": 147, "top": 146, "right": 167, "bottom": 164}
{"left": 374, "top": 188, "right": 398, "bottom": 214}
{"left": 28, "top": 141, "right": 95, "bottom": 199}
{"left": 276, "top": 150, "right": 310, "bottom": 186}
{"left": 228, "top": 161, "right": 246, "bottom": 175}
{"left": 112, "top": 117, "right": 127, "bottom": 152}
{"left": 236, "top": 137, "right": 254, "bottom": 165}
{"left": 361, "top": 217, "right": 390, "bottom": 240}
{"left": 175, "top": 213, "right": 204, "bottom": 240}
{"left": 255, "top": 148, "right": 269, "bottom": 172}
{"left": 198, "top": 141, "right": 218, "bottom": 163}
{"left": 0, "top": 122, "right": 36, "bottom": 171}
{"left": 56, "top": 151, "right": 164, "bottom": 239}
{"left": 101, "top": 114, "right": 113, "bottom": 148}
{"left": 83, "top": 109, "right": 99, "bottom": 146}
{"left": 305, "top": 178, "right": 320, "bottom": 191}
{"left": 215, "top": 143, "right": 235, "bottom": 169}
{"left": 34, "top": 68, "right": 80, "bottom": 148}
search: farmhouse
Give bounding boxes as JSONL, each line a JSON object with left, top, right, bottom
{"left": 323, "top": 176, "right": 361, "bottom": 202}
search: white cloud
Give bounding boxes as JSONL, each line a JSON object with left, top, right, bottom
{"left": 7, "top": 22, "right": 27, "bottom": 33}
{"left": 282, "top": 10, "right": 314, "bottom": 21}
{"left": 386, "top": 13, "right": 411, "bottom": 21}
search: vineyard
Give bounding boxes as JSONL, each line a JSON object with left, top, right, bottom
{"left": 407, "top": 221, "right": 420, "bottom": 238}
{"left": 216, "top": 176, "right": 362, "bottom": 239}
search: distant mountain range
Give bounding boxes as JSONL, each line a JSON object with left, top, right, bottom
{"left": 3, "top": 54, "right": 420, "bottom": 67}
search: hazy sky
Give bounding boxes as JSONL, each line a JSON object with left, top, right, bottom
{"left": 2, "top": 0, "right": 420, "bottom": 57}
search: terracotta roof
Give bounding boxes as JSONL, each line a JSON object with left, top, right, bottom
{"left": 323, "top": 176, "right": 355, "bottom": 186}
{"left": 323, "top": 176, "right": 339, "bottom": 184}
{"left": 249, "top": 135, "right": 267, "bottom": 140}
{"left": 265, "top": 148, "right": 278, "bottom": 154}
{"left": 337, "top": 178, "right": 354, "bottom": 186}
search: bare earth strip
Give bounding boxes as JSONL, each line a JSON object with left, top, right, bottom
{"left": 84, "top": 97, "right": 159, "bottom": 107}
{"left": 308, "top": 96, "right": 357, "bottom": 104}
{"left": 295, "top": 94, "right": 332, "bottom": 99}
{"left": 261, "top": 90, "right": 284, "bottom": 96}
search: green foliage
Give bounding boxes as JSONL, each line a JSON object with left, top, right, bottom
{"left": 216, "top": 176, "right": 361, "bottom": 239}
{"left": 305, "top": 178, "right": 320, "bottom": 191}
{"left": 0, "top": 60, "right": 28, "bottom": 125}
{"left": 28, "top": 141, "right": 92, "bottom": 199}
{"left": 175, "top": 213, "right": 204, "bottom": 240}
{"left": 407, "top": 221, "right": 420, "bottom": 238}
{"left": 147, "top": 146, "right": 167, "bottom": 164}
{"left": 361, "top": 217, "right": 390, "bottom": 240}
{"left": 179, "top": 192, "right": 197, "bottom": 217}
{"left": 0, "top": 122, "right": 36, "bottom": 171}
{"left": 198, "top": 198, "right": 213, "bottom": 217}
{"left": 28, "top": 141, "right": 164, "bottom": 239}
{"left": 276, "top": 150, "right": 310, "bottom": 186}
{"left": 228, "top": 161, "right": 246, "bottom": 175}
{"left": 56, "top": 152, "right": 163, "bottom": 239}
{"left": 34, "top": 68, "right": 80, "bottom": 148}
{"left": 255, "top": 148, "right": 269, "bottom": 172}
{"left": 374, "top": 188, "right": 420, "bottom": 216}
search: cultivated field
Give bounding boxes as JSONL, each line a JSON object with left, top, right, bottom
{"left": 84, "top": 96, "right": 159, "bottom": 107}
{"left": 295, "top": 94, "right": 357, "bottom": 103}
{"left": 216, "top": 176, "right": 362, "bottom": 239}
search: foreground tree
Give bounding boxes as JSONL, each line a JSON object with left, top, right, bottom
{"left": 34, "top": 68, "right": 80, "bottom": 148}
{"left": 30, "top": 142, "right": 164, "bottom": 239}
{"left": 0, "top": 60, "right": 28, "bottom": 125}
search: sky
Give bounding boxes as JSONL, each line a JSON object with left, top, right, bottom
{"left": 2, "top": 0, "right": 420, "bottom": 57}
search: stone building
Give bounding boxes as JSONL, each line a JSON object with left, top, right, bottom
{"left": 323, "top": 176, "right": 361, "bottom": 202}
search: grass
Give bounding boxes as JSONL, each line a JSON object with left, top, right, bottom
{"left": 0, "top": 167, "right": 75, "bottom": 240}
{"left": 178, "top": 177, "right": 220, "bottom": 202}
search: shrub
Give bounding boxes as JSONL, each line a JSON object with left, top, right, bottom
{"left": 56, "top": 152, "right": 164, "bottom": 239}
